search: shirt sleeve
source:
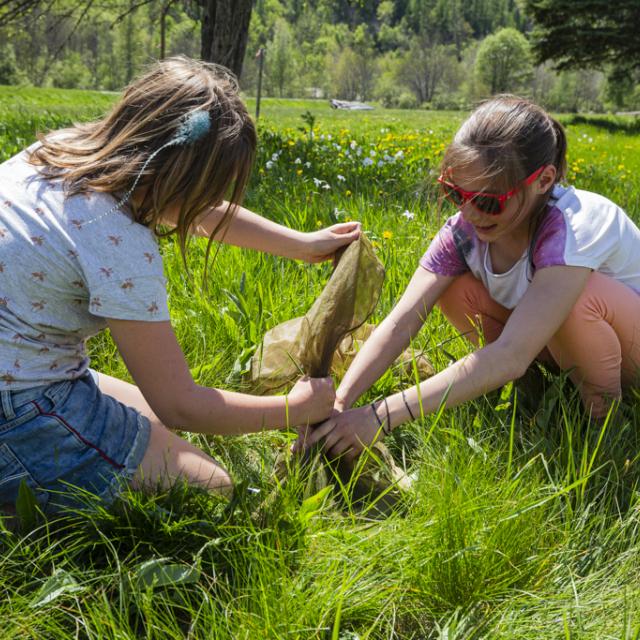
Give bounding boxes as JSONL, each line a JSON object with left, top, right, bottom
{"left": 64, "top": 193, "right": 170, "bottom": 322}
{"left": 419, "top": 214, "right": 470, "bottom": 276}
{"left": 533, "top": 189, "right": 623, "bottom": 272}
{"left": 531, "top": 206, "right": 569, "bottom": 269}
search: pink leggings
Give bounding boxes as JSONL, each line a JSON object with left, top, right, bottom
{"left": 438, "top": 272, "right": 640, "bottom": 416}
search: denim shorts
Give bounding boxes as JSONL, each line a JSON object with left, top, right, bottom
{"left": 0, "top": 371, "right": 150, "bottom": 514}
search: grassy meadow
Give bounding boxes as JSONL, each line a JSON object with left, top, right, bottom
{"left": 2, "top": 85, "right": 640, "bottom": 638}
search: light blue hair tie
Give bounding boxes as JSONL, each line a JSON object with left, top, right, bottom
{"left": 89, "top": 110, "right": 211, "bottom": 224}
{"left": 170, "top": 110, "right": 212, "bottom": 146}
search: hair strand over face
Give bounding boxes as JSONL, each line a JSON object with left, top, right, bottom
{"left": 29, "top": 55, "right": 257, "bottom": 282}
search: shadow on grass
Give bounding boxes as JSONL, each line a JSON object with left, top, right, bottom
{"left": 560, "top": 113, "right": 640, "bottom": 135}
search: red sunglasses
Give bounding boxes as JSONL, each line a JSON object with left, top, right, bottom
{"left": 437, "top": 166, "right": 546, "bottom": 215}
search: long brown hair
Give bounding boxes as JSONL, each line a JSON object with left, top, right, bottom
{"left": 29, "top": 55, "right": 257, "bottom": 277}
{"left": 441, "top": 95, "right": 567, "bottom": 247}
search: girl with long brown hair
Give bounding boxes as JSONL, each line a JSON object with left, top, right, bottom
{"left": 301, "top": 95, "right": 640, "bottom": 460}
{"left": 0, "top": 56, "right": 359, "bottom": 513}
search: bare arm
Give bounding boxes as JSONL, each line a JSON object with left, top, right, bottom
{"left": 302, "top": 266, "right": 592, "bottom": 458}
{"left": 390, "top": 265, "right": 592, "bottom": 421}
{"left": 162, "top": 201, "right": 360, "bottom": 263}
{"left": 336, "top": 267, "right": 456, "bottom": 409}
{"left": 106, "top": 318, "right": 335, "bottom": 435}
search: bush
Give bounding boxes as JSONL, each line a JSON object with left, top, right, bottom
{"left": 50, "top": 52, "right": 93, "bottom": 90}
{"left": 396, "top": 91, "right": 419, "bottom": 109}
{"left": 0, "top": 44, "right": 25, "bottom": 85}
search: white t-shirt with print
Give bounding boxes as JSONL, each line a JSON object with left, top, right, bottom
{"left": 0, "top": 146, "right": 170, "bottom": 389}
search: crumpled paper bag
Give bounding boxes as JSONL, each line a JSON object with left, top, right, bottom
{"left": 251, "top": 235, "right": 433, "bottom": 515}
{"left": 250, "top": 234, "right": 384, "bottom": 389}
{"left": 250, "top": 237, "right": 433, "bottom": 392}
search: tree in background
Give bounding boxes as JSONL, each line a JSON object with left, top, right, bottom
{"left": 398, "top": 40, "right": 452, "bottom": 104}
{"left": 198, "top": 0, "right": 253, "bottom": 78}
{"left": 268, "top": 18, "right": 296, "bottom": 97}
{"left": 526, "top": 0, "right": 640, "bottom": 77}
{"left": 475, "top": 27, "right": 533, "bottom": 94}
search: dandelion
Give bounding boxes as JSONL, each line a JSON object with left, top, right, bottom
{"left": 382, "top": 230, "right": 393, "bottom": 240}
{"left": 402, "top": 210, "right": 415, "bottom": 221}
{"left": 345, "top": 190, "right": 352, "bottom": 197}
{"left": 296, "top": 169, "right": 303, "bottom": 176}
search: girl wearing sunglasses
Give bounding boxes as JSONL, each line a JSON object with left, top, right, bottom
{"left": 299, "top": 95, "right": 640, "bottom": 462}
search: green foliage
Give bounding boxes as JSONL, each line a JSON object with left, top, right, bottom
{"left": 2, "top": 88, "right": 640, "bottom": 637}
{"left": 0, "top": 44, "right": 24, "bottom": 85}
{"left": 526, "top": 0, "right": 640, "bottom": 74}
{"left": 475, "top": 27, "right": 534, "bottom": 95}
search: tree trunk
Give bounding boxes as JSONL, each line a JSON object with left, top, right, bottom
{"left": 199, "top": 0, "right": 253, "bottom": 79}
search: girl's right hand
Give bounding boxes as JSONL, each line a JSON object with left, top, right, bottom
{"left": 287, "top": 376, "right": 335, "bottom": 426}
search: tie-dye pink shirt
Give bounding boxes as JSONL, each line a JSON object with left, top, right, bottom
{"left": 0, "top": 147, "right": 170, "bottom": 389}
{"left": 420, "top": 185, "right": 640, "bottom": 309}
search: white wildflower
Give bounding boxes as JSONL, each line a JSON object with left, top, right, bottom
{"left": 402, "top": 210, "right": 415, "bottom": 221}
{"left": 337, "top": 174, "right": 346, "bottom": 181}
{"left": 294, "top": 157, "right": 302, "bottom": 164}
{"left": 362, "top": 157, "right": 374, "bottom": 167}
{"left": 265, "top": 161, "right": 274, "bottom": 169}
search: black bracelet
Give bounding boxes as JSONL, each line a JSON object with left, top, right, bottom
{"left": 402, "top": 390, "right": 416, "bottom": 421}
{"left": 371, "top": 402, "right": 383, "bottom": 428}
{"left": 383, "top": 397, "right": 392, "bottom": 436}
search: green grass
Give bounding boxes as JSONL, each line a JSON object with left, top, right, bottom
{"left": 2, "top": 86, "right": 640, "bottom": 638}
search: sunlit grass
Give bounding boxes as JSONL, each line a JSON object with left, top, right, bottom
{"left": 1, "top": 86, "right": 640, "bottom": 638}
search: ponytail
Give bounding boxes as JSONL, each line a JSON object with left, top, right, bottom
{"left": 549, "top": 116, "right": 567, "bottom": 183}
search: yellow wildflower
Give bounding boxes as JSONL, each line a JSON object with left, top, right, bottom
{"left": 382, "top": 230, "right": 393, "bottom": 240}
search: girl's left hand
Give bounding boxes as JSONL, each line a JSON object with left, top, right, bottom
{"left": 302, "top": 221, "right": 361, "bottom": 263}
{"left": 293, "top": 405, "right": 382, "bottom": 463}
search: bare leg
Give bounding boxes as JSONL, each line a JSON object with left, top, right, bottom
{"left": 96, "top": 372, "right": 233, "bottom": 497}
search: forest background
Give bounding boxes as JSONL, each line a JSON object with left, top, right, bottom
{"left": 1, "top": 0, "right": 639, "bottom": 114}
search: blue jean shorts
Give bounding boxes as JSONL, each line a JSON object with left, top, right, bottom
{"left": 0, "top": 371, "right": 150, "bottom": 514}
